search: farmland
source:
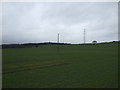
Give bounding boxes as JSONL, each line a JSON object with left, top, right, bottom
{"left": 2, "top": 42, "right": 118, "bottom": 88}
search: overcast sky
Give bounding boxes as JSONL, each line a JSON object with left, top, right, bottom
{"left": 2, "top": 2, "right": 118, "bottom": 44}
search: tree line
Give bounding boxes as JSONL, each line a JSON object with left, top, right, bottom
{"left": 2, "top": 42, "right": 71, "bottom": 49}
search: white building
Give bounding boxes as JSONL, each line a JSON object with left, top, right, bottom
{"left": 92, "top": 40, "right": 97, "bottom": 44}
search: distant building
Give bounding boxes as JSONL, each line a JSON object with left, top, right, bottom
{"left": 92, "top": 40, "right": 97, "bottom": 44}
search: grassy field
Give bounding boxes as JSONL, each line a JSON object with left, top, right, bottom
{"left": 2, "top": 42, "right": 118, "bottom": 88}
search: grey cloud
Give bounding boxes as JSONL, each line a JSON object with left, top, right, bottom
{"left": 2, "top": 2, "right": 118, "bottom": 44}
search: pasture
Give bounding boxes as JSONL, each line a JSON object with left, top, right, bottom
{"left": 2, "top": 42, "right": 118, "bottom": 88}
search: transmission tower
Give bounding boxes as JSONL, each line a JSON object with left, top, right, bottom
{"left": 83, "top": 28, "right": 86, "bottom": 44}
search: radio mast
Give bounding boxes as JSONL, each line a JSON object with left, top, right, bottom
{"left": 57, "top": 33, "right": 60, "bottom": 52}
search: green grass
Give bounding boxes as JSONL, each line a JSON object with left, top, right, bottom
{"left": 2, "top": 42, "right": 118, "bottom": 88}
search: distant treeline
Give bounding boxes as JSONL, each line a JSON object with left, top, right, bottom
{"left": 2, "top": 42, "right": 71, "bottom": 49}
{"left": 1, "top": 41, "right": 119, "bottom": 49}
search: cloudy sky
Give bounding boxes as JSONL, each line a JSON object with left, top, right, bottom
{"left": 2, "top": 2, "right": 118, "bottom": 44}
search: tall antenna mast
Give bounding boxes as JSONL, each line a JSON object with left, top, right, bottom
{"left": 57, "top": 33, "right": 60, "bottom": 52}
{"left": 84, "top": 28, "right": 86, "bottom": 44}
{"left": 58, "top": 33, "right": 59, "bottom": 43}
